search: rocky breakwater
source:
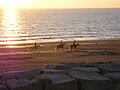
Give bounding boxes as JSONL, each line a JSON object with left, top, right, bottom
{"left": 0, "top": 61, "right": 120, "bottom": 90}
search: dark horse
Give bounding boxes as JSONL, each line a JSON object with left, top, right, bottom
{"left": 55, "top": 41, "right": 65, "bottom": 50}
{"left": 69, "top": 40, "right": 79, "bottom": 51}
{"left": 28, "top": 42, "right": 41, "bottom": 51}
{"left": 69, "top": 44, "right": 79, "bottom": 50}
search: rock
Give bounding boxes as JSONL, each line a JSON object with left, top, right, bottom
{"left": 44, "top": 64, "right": 71, "bottom": 74}
{"left": 71, "top": 67, "right": 100, "bottom": 73}
{"left": 22, "top": 79, "right": 42, "bottom": 90}
{"left": 15, "top": 69, "right": 41, "bottom": 80}
{"left": 5, "top": 79, "right": 29, "bottom": 90}
{"left": 0, "top": 84, "right": 8, "bottom": 90}
{"left": 69, "top": 71, "right": 113, "bottom": 90}
{"left": 104, "top": 72, "right": 120, "bottom": 81}
{"left": 0, "top": 69, "right": 41, "bottom": 81}
{"left": 44, "top": 69, "right": 70, "bottom": 74}
{"left": 5, "top": 79, "right": 42, "bottom": 90}
{"left": 116, "top": 84, "right": 120, "bottom": 90}
{"left": 45, "top": 64, "right": 55, "bottom": 70}
{"left": 61, "top": 62, "right": 89, "bottom": 68}
{"left": 91, "top": 63, "right": 120, "bottom": 74}
{"left": 45, "top": 64, "right": 69, "bottom": 70}
{"left": 37, "top": 73, "right": 78, "bottom": 90}
{"left": 45, "top": 63, "right": 98, "bottom": 75}
{"left": 45, "top": 64, "right": 70, "bottom": 74}
{"left": 104, "top": 72, "right": 120, "bottom": 90}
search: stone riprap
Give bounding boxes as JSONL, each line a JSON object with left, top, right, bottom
{"left": 90, "top": 62, "right": 120, "bottom": 74}
{"left": 69, "top": 71, "right": 113, "bottom": 90}
{"left": 44, "top": 64, "right": 71, "bottom": 74}
{"left": 0, "top": 69, "right": 41, "bottom": 81}
{"left": 71, "top": 67, "right": 100, "bottom": 73}
{"left": 104, "top": 72, "right": 120, "bottom": 90}
{"left": 37, "top": 73, "right": 78, "bottom": 90}
{"left": 0, "top": 84, "right": 8, "bottom": 90}
{"left": 0, "top": 62, "right": 120, "bottom": 90}
{"left": 5, "top": 78, "right": 42, "bottom": 90}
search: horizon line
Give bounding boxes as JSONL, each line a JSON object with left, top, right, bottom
{"left": 0, "top": 7, "right": 120, "bottom": 10}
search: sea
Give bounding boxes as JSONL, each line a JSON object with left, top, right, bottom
{"left": 0, "top": 8, "right": 120, "bottom": 45}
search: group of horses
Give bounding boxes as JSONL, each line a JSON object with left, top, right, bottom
{"left": 29, "top": 41, "right": 79, "bottom": 51}
{"left": 55, "top": 40, "right": 79, "bottom": 51}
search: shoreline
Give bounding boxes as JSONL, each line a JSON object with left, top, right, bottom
{"left": 0, "top": 38, "right": 120, "bottom": 47}
{"left": 0, "top": 39, "right": 120, "bottom": 73}
{"left": 0, "top": 38, "right": 120, "bottom": 46}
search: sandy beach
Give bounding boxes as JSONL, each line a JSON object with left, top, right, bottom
{"left": 0, "top": 39, "right": 120, "bottom": 73}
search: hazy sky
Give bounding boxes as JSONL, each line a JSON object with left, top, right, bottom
{"left": 0, "top": 0, "right": 120, "bottom": 9}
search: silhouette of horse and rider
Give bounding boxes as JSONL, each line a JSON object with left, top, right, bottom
{"left": 29, "top": 42, "right": 41, "bottom": 51}
{"left": 29, "top": 40, "right": 79, "bottom": 51}
{"left": 55, "top": 41, "right": 65, "bottom": 50}
{"left": 69, "top": 40, "right": 79, "bottom": 51}
{"left": 55, "top": 40, "right": 79, "bottom": 51}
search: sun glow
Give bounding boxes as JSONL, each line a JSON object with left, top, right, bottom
{"left": 0, "top": 0, "right": 120, "bottom": 9}
{"left": 2, "top": 9, "right": 19, "bottom": 31}
{"left": 0, "top": 0, "right": 26, "bottom": 9}
{"left": 1, "top": 9, "right": 21, "bottom": 44}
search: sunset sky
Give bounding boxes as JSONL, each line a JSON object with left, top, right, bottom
{"left": 0, "top": 0, "right": 120, "bottom": 9}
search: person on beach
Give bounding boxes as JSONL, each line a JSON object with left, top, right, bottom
{"left": 73, "top": 40, "right": 76, "bottom": 45}
{"left": 34, "top": 42, "right": 37, "bottom": 50}
{"left": 35, "top": 42, "right": 37, "bottom": 46}
{"left": 34, "top": 42, "right": 41, "bottom": 49}
{"left": 28, "top": 42, "right": 37, "bottom": 51}
{"left": 60, "top": 40, "right": 63, "bottom": 45}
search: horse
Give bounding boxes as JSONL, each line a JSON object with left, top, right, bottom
{"left": 69, "top": 44, "right": 79, "bottom": 51}
{"left": 55, "top": 43, "right": 65, "bottom": 50}
{"left": 28, "top": 45, "right": 41, "bottom": 51}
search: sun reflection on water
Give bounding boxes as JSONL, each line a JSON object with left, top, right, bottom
{"left": 3, "top": 9, "right": 20, "bottom": 34}
{"left": 2, "top": 9, "right": 21, "bottom": 44}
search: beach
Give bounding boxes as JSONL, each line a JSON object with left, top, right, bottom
{"left": 0, "top": 39, "right": 120, "bottom": 73}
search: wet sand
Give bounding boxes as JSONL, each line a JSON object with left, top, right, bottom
{"left": 0, "top": 39, "right": 120, "bottom": 73}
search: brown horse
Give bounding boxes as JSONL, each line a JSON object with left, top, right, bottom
{"left": 69, "top": 44, "right": 79, "bottom": 51}
{"left": 29, "top": 45, "right": 41, "bottom": 51}
{"left": 28, "top": 42, "right": 41, "bottom": 51}
{"left": 55, "top": 43, "right": 65, "bottom": 50}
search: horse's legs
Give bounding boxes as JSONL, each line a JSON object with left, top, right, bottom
{"left": 69, "top": 46, "right": 72, "bottom": 51}
{"left": 75, "top": 47, "right": 77, "bottom": 51}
